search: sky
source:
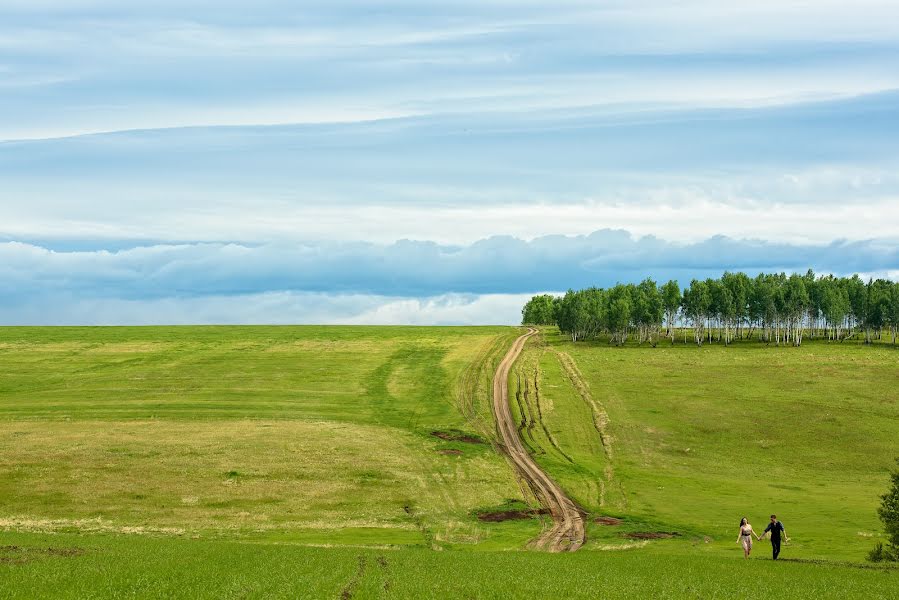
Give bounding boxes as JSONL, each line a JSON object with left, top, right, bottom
{"left": 1, "top": 1, "right": 898, "bottom": 324}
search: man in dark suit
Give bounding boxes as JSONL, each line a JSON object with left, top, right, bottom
{"left": 763, "top": 514, "right": 789, "bottom": 559}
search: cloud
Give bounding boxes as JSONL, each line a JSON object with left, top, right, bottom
{"left": 0, "top": 290, "right": 534, "bottom": 326}
{"left": 2, "top": 230, "right": 894, "bottom": 325}
{"left": 2, "top": 1, "right": 899, "bottom": 139}
{"left": 2, "top": 92, "right": 899, "bottom": 246}
{"left": 1, "top": 232, "right": 896, "bottom": 304}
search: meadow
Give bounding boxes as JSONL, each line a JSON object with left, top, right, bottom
{"left": 2, "top": 531, "right": 898, "bottom": 599}
{"left": 511, "top": 330, "right": 898, "bottom": 562}
{"left": 0, "top": 326, "right": 538, "bottom": 548}
{"left": 1, "top": 325, "right": 897, "bottom": 598}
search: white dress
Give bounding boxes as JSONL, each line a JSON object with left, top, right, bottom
{"left": 740, "top": 527, "right": 754, "bottom": 551}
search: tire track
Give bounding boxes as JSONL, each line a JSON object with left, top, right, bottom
{"left": 339, "top": 555, "right": 367, "bottom": 600}
{"left": 554, "top": 349, "right": 627, "bottom": 509}
{"left": 492, "top": 328, "right": 586, "bottom": 552}
{"left": 531, "top": 366, "right": 574, "bottom": 464}
{"left": 513, "top": 373, "right": 540, "bottom": 454}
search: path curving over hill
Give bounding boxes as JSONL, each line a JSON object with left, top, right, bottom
{"left": 492, "top": 328, "right": 586, "bottom": 552}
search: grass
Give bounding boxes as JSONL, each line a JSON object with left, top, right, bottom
{"left": 0, "top": 326, "right": 534, "bottom": 547}
{"left": 1, "top": 325, "right": 897, "bottom": 598}
{"left": 513, "top": 328, "right": 899, "bottom": 561}
{"left": 1, "top": 531, "right": 896, "bottom": 599}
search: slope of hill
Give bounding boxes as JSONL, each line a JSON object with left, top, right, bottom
{"left": 1, "top": 325, "right": 897, "bottom": 598}
{"left": 511, "top": 329, "right": 898, "bottom": 561}
{"left": 0, "top": 326, "right": 535, "bottom": 548}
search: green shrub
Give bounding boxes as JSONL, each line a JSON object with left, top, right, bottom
{"left": 872, "top": 458, "right": 899, "bottom": 562}
{"left": 867, "top": 542, "right": 890, "bottom": 562}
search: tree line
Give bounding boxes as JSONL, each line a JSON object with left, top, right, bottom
{"left": 521, "top": 270, "right": 899, "bottom": 347}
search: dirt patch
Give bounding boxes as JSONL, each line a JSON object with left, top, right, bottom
{"left": 0, "top": 545, "right": 86, "bottom": 564}
{"left": 621, "top": 531, "right": 680, "bottom": 540}
{"left": 376, "top": 554, "right": 391, "bottom": 594}
{"left": 477, "top": 508, "right": 550, "bottom": 522}
{"left": 44, "top": 547, "right": 85, "bottom": 557}
{"left": 340, "top": 555, "right": 367, "bottom": 600}
{"left": 595, "top": 516, "right": 623, "bottom": 526}
{"left": 437, "top": 449, "right": 463, "bottom": 455}
{"left": 430, "top": 430, "right": 485, "bottom": 444}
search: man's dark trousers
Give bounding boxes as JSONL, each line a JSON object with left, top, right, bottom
{"left": 771, "top": 537, "right": 781, "bottom": 560}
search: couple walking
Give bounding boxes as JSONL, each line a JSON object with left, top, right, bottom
{"left": 737, "top": 515, "right": 789, "bottom": 559}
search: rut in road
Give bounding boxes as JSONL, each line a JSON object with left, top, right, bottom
{"left": 492, "top": 328, "right": 586, "bottom": 552}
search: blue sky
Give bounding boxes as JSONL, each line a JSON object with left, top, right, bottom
{"left": 1, "top": 1, "right": 897, "bottom": 324}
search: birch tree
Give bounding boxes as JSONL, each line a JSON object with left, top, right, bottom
{"left": 661, "top": 279, "right": 681, "bottom": 343}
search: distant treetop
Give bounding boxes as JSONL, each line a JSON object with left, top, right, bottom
{"left": 521, "top": 270, "right": 899, "bottom": 347}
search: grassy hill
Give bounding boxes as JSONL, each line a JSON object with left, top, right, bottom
{"left": 1, "top": 325, "right": 897, "bottom": 598}
{"left": 511, "top": 329, "right": 899, "bottom": 561}
{"left": 0, "top": 326, "right": 533, "bottom": 548}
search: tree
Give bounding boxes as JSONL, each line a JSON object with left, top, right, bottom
{"left": 722, "top": 271, "right": 750, "bottom": 339}
{"left": 846, "top": 275, "right": 867, "bottom": 338}
{"left": 820, "top": 275, "right": 850, "bottom": 340}
{"left": 870, "top": 458, "right": 899, "bottom": 562}
{"left": 557, "top": 290, "right": 589, "bottom": 342}
{"left": 866, "top": 279, "right": 893, "bottom": 343}
{"left": 635, "top": 278, "right": 663, "bottom": 346}
{"left": 711, "top": 275, "right": 736, "bottom": 345}
{"left": 749, "top": 274, "right": 774, "bottom": 343}
{"left": 555, "top": 290, "right": 576, "bottom": 340}
{"left": 783, "top": 274, "right": 810, "bottom": 346}
{"left": 682, "top": 279, "right": 710, "bottom": 346}
{"left": 581, "top": 287, "right": 607, "bottom": 340}
{"left": 661, "top": 280, "right": 681, "bottom": 343}
{"left": 889, "top": 282, "right": 899, "bottom": 345}
{"left": 804, "top": 269, "right": 823, "bottom": 338}
{"left": 521, "top": 294, "right": 557, "bottom": 325}
{"left": 606, "top": 285, "right": 631, "bottom": 346}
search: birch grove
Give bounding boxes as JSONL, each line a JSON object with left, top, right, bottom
{"left": 521, "top": 271, "right": 899, "bottom": 347}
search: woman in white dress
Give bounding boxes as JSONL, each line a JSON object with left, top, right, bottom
{"left": 736, "top": 517, "right": 760, "bottom": 558}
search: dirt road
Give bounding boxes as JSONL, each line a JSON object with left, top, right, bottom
{"left": 492, "top": 328, "right": 586, "bottom": 552}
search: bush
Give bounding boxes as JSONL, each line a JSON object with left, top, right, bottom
{"left": 870, "top": 458, "right": 899, "bottom": 562}
{"left": 867, "top": 543, "right": 891, "bottom": 562}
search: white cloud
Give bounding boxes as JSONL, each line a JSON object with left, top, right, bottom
{"left": 343, "top": 293, "right": 534, "bottom": 326}
{"left": 0, "top": 290, "right": 533, "bottom": 326}
{"left": 2, "top": 1, "right": 898, "bottom": 139}
{"left": 3, "top": 195, "right": 898, "bottom": 246}
{"left": 1, "top": 233, "right": 895, "bottom": 304}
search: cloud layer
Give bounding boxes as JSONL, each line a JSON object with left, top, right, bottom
{"left": 2, "top": 2, "right": 898, "bottom": 248}
{"left": 3, "top": 1, "right": 899, "bottom": 140}
{"left": 2, "top": 231, "right": 896, "bottom": 324}
{"left": 0, "top": 290, "right": 535, "bottom": 326}
{"left": 3, "top": 92, "right": 899, "bottom": 246}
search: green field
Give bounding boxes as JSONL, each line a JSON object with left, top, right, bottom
{"left": 1, "top": 326, "right": 897, "bottom": 598}
{"left": 0, "top": 326, "right": 533, "bottom": 548}
{"left": 511, "top": 330, "right": 899, "bottom": 560}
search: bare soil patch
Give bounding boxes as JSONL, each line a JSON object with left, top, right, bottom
{"left": 340, "top": 555, "right": 367, "bottom": 600}
{"left": 476, "top": 508, "right": 550, "bottom": 522}
{"left": 595, "top": 516, "right": 623, "bottom": 526}
{"left": 621, "top": 531, "right": 680, "bottom": 540}
{"left": 430, "top": 430, "right": 485, "bottom": 444}
{"left": 0, "top": 545, "right": 85, "bottom": 565}
{"left": 437, "top": 449, "right": 463, "bottom": 455}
